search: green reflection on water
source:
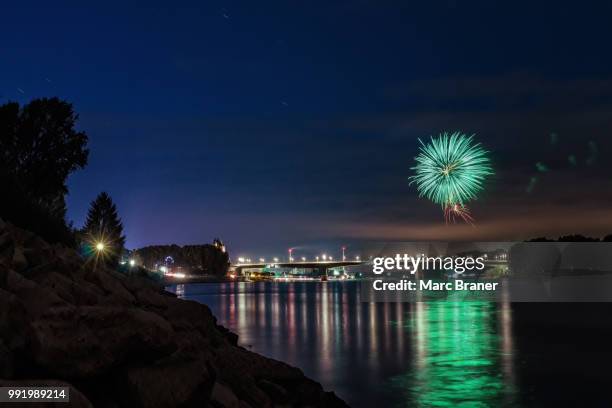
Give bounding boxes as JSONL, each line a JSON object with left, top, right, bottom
{"left": 392, "top": 301, "right": 517, "bottom": 408}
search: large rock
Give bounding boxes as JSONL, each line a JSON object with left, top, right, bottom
{"left": 0, "top": 288, "right": 30, "bottom": 378}
{"left": 123, "top": 356, "right": 215, "bottom": 408}
{"left": 4, "top": 269, "right": 72, "bottom": 317}
{"left": 11, "top": 248, "right": 27, "bottom": 271}
{"left": 83, "top": 268, "right": 136, "bottom": 305}
{"left": 0, "top": 220, "right": 349, "bottom": 407}
{"left": 30, "top": 306, "right": 176, "bottom": 378}
{"left": 33, "top": 271, "right": 103, "bottom": 306}
{"left": 0, "top": 340, "right": 13, "bottom": 378}
{"left": 211, "top": 381, "right": 240, "bottom": 408}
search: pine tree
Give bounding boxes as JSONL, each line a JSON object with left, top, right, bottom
{"left": 82, "top": 192, "right": 126, "bottom": 265}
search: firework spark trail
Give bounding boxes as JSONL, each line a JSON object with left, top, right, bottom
{"left": 444, "top": 203, "right": 475, "bottom": 224}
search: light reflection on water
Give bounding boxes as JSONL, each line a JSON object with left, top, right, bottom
{"left": 169, "top": 281, "right": 518, "bottom": 407}
{"left": 396, "top": 301, "right": 517, "bottom": 407}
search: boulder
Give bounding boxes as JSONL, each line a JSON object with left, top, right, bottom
{"left": 32, "top": 271, "right": 103, "bottom": 306}
{"left": 211, "top": 381, "right": 240, "bottom": 408}
{"left": 0, "top": 232, "right": 15, "bottom": 263}
{"left": 257, "top": 379, "right": 290, "bottom": 404}
{"left": 11, "top": 248, "right": 27, "bottom": 271}
{"left": 30, "top": 306, "right": 176, "bottom": 378}
{"left": 0, "top": 220, "right": 349, "bottom": 407}
{"left": 123, "top": 357, "right": 214, "bottom": 408}
{"left": 0, "top": 340, "right": 13, "bottom": 378}
{"left": 162, "top": 297, "right": 219, "bottom": 339}
{"left": 0, "top": 288, "right": 29, "bottom": 347}
{"left": 4, "top": 270, "right": 71, "bottom": 318}
{"left": 133, "top": 286, "right": 171, "bottom": 310}
{"left": 83, "top": 268, "right": 136, "bottom": 305}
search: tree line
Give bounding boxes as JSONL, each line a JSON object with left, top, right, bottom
{"left": 133, "top": 240, "right": 229, "bottom": 276}
{"left": 528, "top": 234, "right": 612, "bottom": 242}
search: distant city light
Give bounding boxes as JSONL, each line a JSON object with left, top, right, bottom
{"left": 355, "top": 256, "right": 360, "bottom": 261}
{"left": 129, "top": 259, "right": 136, "bottom": 267}
{"left": 238, "top": 257, "right": 245, "bottom": 263}
{"left": 301, "top": 256, "right": 306, "bottom": 261}
{"left": 322, "top": 254, "right": 327, "bottom": 261}
{"left": 273, "top": 257, "right": 279, "bottom": 262}
{"left": 259, "top": 258, "right": 265, "bottom": 262}
{"left": 95, "top": 242, "right": 105, "bottom": 252}
{"left": 160, "top": 266, "right": 168, "bottom": 273}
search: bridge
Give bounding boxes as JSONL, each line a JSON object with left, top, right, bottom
{"left": 232, "top": 260, "right": 365, "bottom": 275}
{"left": 231, "top": 257, "right": 508, "bottom": 277}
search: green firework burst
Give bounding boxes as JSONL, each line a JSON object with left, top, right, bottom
{"left": 410, "top": 131, "right": 493, "bottom": 206}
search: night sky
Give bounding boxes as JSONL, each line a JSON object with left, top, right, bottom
{"left": 3, "top": 1, "right": 612, "bottom": 257}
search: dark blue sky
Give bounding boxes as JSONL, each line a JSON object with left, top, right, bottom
{"left": 3, "top": 1, "right": 612, "bottom": 258}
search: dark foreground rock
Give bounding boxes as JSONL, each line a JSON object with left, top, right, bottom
{"left": 0, "top": 219, "right": 349, "bottom": 407}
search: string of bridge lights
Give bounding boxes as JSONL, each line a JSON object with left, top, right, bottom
{"left": 236, "top": 248, "right": 361, "bottom": 265}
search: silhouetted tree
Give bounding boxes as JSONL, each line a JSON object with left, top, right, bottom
{"left": 0, "top": 98, "right": 89, "bottom": 244}
{"left": 527, "top": 237, "right": 555, "bottom": 242}
{"left": 82, "top": 192, "right": 126, "bottom": 266}
{"left": 133, "top": 242, "right": 230, "bottom": 276}
{"left": 557, "top": 234, "right": 600, "bottom": 242}
{"left": 0, "top": 98, "right": 89, "bottom": 218}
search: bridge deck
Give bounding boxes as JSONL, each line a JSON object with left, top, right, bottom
{"left": 233, "top": 261, "right": 364, "bottom": 270}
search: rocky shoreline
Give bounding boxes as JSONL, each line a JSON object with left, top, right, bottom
{"left": 0, "top": 219, "right": 348, "bottom": 407}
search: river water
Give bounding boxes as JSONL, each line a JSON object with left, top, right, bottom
{"left": 167, "top": 281, "right": 611, "bottom": 407}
